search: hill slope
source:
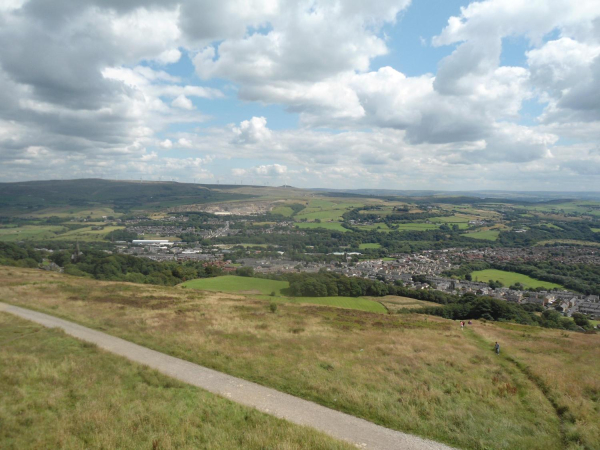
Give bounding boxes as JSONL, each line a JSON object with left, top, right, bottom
{"left": 2, "top": 267, "right": 598, "bottom": 449}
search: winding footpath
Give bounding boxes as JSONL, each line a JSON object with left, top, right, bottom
{"left": 1, "top": 302, "right": 453, "bottom": 450}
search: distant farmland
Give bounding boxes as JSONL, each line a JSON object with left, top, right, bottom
{"left": 462, "top": 230, "right": 500, "bottom": 241}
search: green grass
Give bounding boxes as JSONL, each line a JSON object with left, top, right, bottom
{"left": 395, "top": 223, "right": 439, "bottom": 231}
{"left": 359, "top": 243, "right": 381, "bottom": 249}
{"left": 295, "top": 199, "right": 367, "bottom": 222}
{"left": 470, "top": 269, "right": 565, "bottom": 290}
{"left": 49, "top": 226, "right": 125, "bottom": 242}
{"left": 429, "top": 215, "right": 473, "bottom": 223}
{"left": 591, "top": 228, "right": 600, "bottom": 233}
{"left": 462, "top": 230, "right": 500, "bottom": 241}
{"left": 0, "top": 225, "right": 66, "bottom": 242}
{"left": 271, "top": 206, "right": 295, "bottom": 217}
{"left": 182, "top": 275, "right": 288, "bottom": 295}
{"left": 181, "top": 276, "right": 386, "bottom": 313}
{"left": 0, "top": 312, "right": 351, "bottom": 450}
{"left": 354, "top": 223, "right": 391, "bottom": 232}
{"left": 295, "top": 222, "right": 348, "bottom": 232}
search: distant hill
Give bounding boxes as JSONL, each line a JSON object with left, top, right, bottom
{"left": 0, "top": 179, "right": 253, "bottom": 212}
{"left": 313, "top": 188, "right": 600, "bottom": 202}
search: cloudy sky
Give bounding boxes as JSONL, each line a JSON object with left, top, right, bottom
{"left": 1, "top": 0, "right": 599, "bottom": 190}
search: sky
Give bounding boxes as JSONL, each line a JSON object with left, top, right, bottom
{"left": 0, "top": 0, "right": 600, "bottom": 191}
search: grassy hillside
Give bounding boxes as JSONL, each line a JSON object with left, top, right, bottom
{"left": 0, "top": 312, "right": 351, "bottom": 450}
{"left": 471, "top": 269, "right": 565, "bottom": 290}
{"left": 2, "top": 267, "right": 598, "bottom": 449}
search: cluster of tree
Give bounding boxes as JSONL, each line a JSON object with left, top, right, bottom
{"left": 49, "top": 249, "right": 222, "bottom": 285}
{"left": 0, "top": 242, "right": 43, "bottom": 268}
{"left": 342, "top": 206, "right": 451, "bottom": 224}
{"left": 274, "top": 272, "right": 390, "bottom": 297}
{"left": 498, "top": 221, "right": 600, "bottom": 247}
{"left": 415, "top": 294, "right": 584, "bottom": 331}
{"left": 104, "top": 229, "right": 138, "bottom": 241}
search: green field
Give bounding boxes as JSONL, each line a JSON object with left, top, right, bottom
{"left": 354, "top": 223, "right": 391, "bottom": 232}
{"left": 181, "top": 276, "right": 386, "bottom": 313}
{"left": 462, "top": 230, "right": 500, "bottom": 241}
{"left": 0, "top": 312, "right": 351, "bottom": 449}
{"left": 429, "top": 215, "right": 473, "bottom": 223}
{"left": 295, "top": 222, "right": 348, "bottom": 232}
{"left": 359, "top": 243, "right": 381, "bottom": 249}
{"left": 395, "top": 223, "right": 439, "bottom": 230}
{"left": 49, "top": 225, "right": 125, "bottom": 241}
{"left": 294, "top": 199, "right": 365, "bottom": 222}
{"left": 0, "top": 225, "right": 66, "bottom": 242}
{"left": 591, "top": 228, "right": 600, "bottom": 233}
{"left": 470, "top": 269, "right": 565, "bottom": 290}
{"left": 271, "top": 206, "right": 295, "bottom": 217}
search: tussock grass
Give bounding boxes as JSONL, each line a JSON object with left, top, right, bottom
{"left": 473, "top": 321, "right": 600, "bottom": 449}
{"left": 2, "top": 267, "right": 598, "bottom": 449}
{"left": 0, "top": 312, "right": 353, "bottom": 450}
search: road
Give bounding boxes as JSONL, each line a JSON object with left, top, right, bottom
{"left": 0, "top": 302, "right": 454, "bottom": 450}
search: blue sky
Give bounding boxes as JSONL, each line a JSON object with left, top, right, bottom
{"left": 1, "top": 0, "right": 599, "bottom": 190}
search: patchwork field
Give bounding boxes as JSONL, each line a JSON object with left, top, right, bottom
{"left": 0, "top": 312, "right": 351, "bottom": 450}
{"left": 470, "top": 269, "right": 565, "bottom": 290}
{"left": 2, "top": 267, "right": 597, "bottom": 449}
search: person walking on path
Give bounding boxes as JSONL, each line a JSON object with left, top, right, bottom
{"left": 495, "top": 342, "right": 500, "bottom": 355}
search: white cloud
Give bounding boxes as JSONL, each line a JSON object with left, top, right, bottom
{"left": 232, "top": 116, "right": 272, "bottom": 144}
{"left": 232, "top": 163, "right": 287, "bottom": 177}
{"left": 159, "top": 139, "right": 173, "bottom": 149}
{"left": 172, "top": 94, "right": 194, "bottom": 110}
{"left": 177, "top": 138, "right": 193, "bottom": 148}
{"left": 0, "top": 0, "right": 599, "bottom": 190}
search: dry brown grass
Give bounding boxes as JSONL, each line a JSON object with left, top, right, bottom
{"left": 2, "top": 267, "right": 598, "bottom": 449}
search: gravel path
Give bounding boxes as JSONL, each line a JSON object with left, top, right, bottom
{"left": 1, "top": 302, "right": 454, "bottom": 450}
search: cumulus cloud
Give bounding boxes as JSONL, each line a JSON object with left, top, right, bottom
{"left": 0, "top": 0, "right": 599, "bottom": 190}
{"left": 171, "top": 94, "right": 194, "bottom": 110}
{"left": 233, "top": 163, "right": 287, "bottom": 177}
{"left": 232, "top": 116, "right": 272, "bottom": 144}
